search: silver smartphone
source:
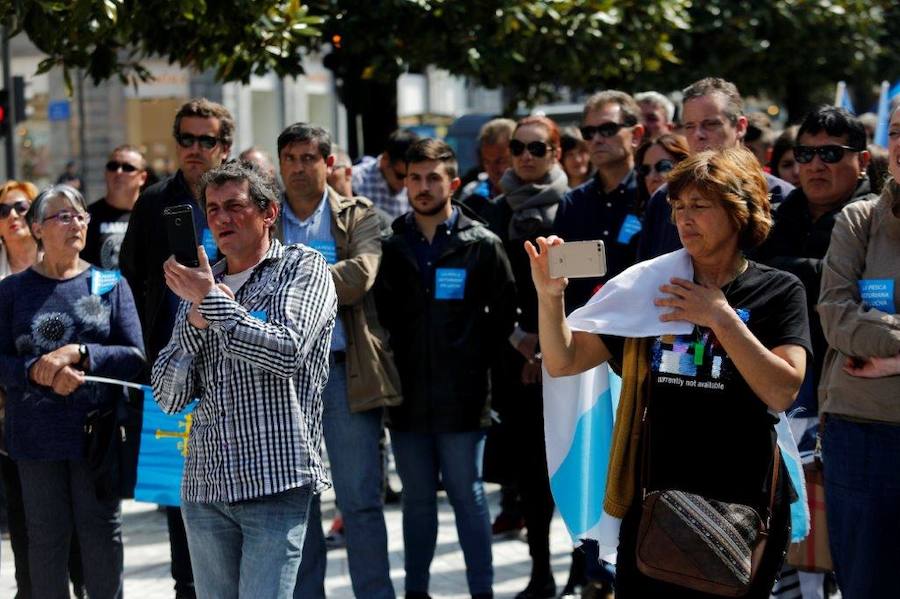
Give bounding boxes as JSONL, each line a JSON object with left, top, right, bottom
{"left": 548, "top": 240, "right": 608, "bottom": 279}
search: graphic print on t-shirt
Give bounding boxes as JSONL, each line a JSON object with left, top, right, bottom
{"left": 651, "top": 308, "right": 750, "bottom": 393}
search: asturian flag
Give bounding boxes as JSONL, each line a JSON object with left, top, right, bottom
{"left": 542, "top": 249, "right": 809, "bottom": 561}
{"left": 133, "top": 386, "right": 195, "bottom": 506}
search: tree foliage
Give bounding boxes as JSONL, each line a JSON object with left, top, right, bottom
{"left": 4, "top": 0, "right": 900, "bottom": 120}
{"left": 0, "top": 0, "right": 324, "bottom": 90}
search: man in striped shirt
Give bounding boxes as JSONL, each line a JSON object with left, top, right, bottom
{"left": 152, "top": 161, "right": 337, "bottom": 598}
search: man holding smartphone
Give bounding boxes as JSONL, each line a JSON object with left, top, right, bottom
{"left": 275, "top": 122, "right": 401, "bottom": 599}
{"left": 152, "top": 161, "right": 336, "bottom": 598}
{"left": 120, "top": 97, "right": 234, "bottom": 599}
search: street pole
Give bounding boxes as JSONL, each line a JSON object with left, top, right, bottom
{"left": 2, "top": 26, "right": 16, "bottom": 179}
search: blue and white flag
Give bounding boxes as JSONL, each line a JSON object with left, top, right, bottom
{"left": 835, "top": 81, "right": 855, "bottom": 115}
{"left": 542, "top": 249, "right": 809, "bottom": 562}
{"left": 874, "top": 80, "right": 900, "bottom": 148}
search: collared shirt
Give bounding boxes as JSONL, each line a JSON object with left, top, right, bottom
{"left": 151, "top": 239, "right": 337, "bottom": 503}
{"left": 352, "top": 156, "right": 409, "bottom": 219}
{"left": 553, "top": 170, "right": 641, "bottom": 311}
{"left": 281, "top": 191, "right": 346, "bottom": 351}
{"left": 403, "top": 207, "right": 460, "bottom": 289}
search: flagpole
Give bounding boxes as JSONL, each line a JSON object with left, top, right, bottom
{"left": 83, "top": 374, "right": 148, "bottom": 392}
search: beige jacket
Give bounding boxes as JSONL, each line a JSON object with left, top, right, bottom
{"left": 276, "top": 187, "right": 402, "bottom": 412}
{"left": 818, "top": 180, "right": 900, "bottom": 423}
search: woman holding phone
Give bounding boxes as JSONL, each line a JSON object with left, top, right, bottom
{"left": 527, "top": 148, "right": 810, "bottom": 597}
{"left": 0, "top": 184, "right": 144, "bottom": 598}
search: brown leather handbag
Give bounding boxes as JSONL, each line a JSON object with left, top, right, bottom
{"left": 635, "top": 412, "right": 780, "bottom": 596}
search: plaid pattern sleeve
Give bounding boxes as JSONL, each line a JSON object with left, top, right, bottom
{"left": 151, "top": 240, "right": 337, "bottom": 503}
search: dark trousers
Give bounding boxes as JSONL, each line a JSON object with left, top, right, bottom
{"left": 823, "top": 416, "right": 900, "bottom": 599}
{"left": 2, "top": 454, "right": 86, "bottom": 599}
{"left": 17, "top": 459, "right": 122, "bottom": 599}
{"left": 509, "top": 381, "right": 555, "bottom": 579}
{"left": 167, "top": 506, "right": 195, "bottom": 595}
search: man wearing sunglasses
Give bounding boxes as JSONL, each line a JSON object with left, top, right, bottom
{"left": 553, "top": 90, "right": 646, "bottom": 311}
{"left": 638, "top": 77, "right": 794, "bottom": 260}
{"left": 82, "top": 145, "right": 147, "bottom": 270}
{"left": 120, "top": 97, "right": 235, "bottom": 599}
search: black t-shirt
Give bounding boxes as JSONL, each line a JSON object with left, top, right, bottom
{"left": 603, "top": 262, "right": 811, "bottom": 511}
{"left": 82, "top": 198, "right": 131, "bottom": 270}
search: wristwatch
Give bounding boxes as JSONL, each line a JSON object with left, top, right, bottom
{"left": 77, "top": 344, "right": 89, "bottom": 370}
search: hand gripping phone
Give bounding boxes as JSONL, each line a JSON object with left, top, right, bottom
{"left": 548, "top": 240, "right": 608, "bottom": 279}
{"left": 163, "top": 204, "right": 200, "bottom": 267}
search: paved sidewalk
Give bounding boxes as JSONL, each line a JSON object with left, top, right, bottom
{"left": 1, "top": 482, "right": 578, "bottom": 598}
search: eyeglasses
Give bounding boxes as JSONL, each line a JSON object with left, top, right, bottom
{"left": 393, "top": 169, "right": 407, "bottom": 181}
{"left": 105, "top": 160, "right": 140, "bottom": 173}
{"left": 793, "top": 144, "right": 861, "bottom": 164}
{"left": 0, "top": 200, "right": 29, "bottom": 219}
{"left": 175, "top": 133, "right": 220, "bottom": 150}
{"left": 43, "top": 211, "right": 91, "bottom": 226}
{"left": 580, "top": 118, "right": 638, "bottom": 140}
{"left": 509, "top": 139, "right": 552, "bottom": 158}
{"left": 638, "top": 159, "right": 676, "bottom": 178}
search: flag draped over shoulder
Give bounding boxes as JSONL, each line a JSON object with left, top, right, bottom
{"left": 133, "top": 386, "right": 194, "bottom": 507}
{"left": 542, "top": 249, "right": 809, "bottom": 561}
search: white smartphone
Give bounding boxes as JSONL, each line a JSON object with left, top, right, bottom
{"left": 548, "top": 240, "right": 608, "bottom": 279}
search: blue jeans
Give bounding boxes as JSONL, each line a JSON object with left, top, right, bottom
{"left": 17, "top": 459, "right": 123, "bottom": 599}
{"left": 182, "top": 485, "right": 314, "bottom": 599}
{"left": 823, "top": 416, "right": 900, "bottom": 599}
{"left": 391, "top": 430, "right": 492, "bottom": 595}
{"left": 295, "top": 494, "right": 325, "bottom": 598}
{"left": 315, "top": 360, "right": 394, "bottom": 597}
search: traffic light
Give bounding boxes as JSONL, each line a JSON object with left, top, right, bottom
{"left": 0, "top": 77, "right": 27, "bottom": 139}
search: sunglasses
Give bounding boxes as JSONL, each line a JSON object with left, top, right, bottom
{"left": 0, "top": 200, "right": 29, "bottom": 219}
{"left": 509, "top": 139, "right": 552, "bottom": 158}
{"left": 105, "top": 160, "right": 140, "bottom": 173}
{"left": 638, "top": 159, "right": 675, "bottom": 178}
{"left": 43, "top": 211, "right": 91, "bottom": 226}
{"left": 580, "top": 117, "right": 638, "bottom": 140}
{"left": 793, "top": 144, "right": 861, "bottom": 164}
{"left": 175, "top": 133, "right": 220, "bottom": 150}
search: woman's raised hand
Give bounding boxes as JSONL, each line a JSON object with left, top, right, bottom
{"left": 524, "top": 236, "right": 568, "bottom": 300}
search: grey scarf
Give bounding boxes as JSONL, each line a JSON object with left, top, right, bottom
{"left": 501, "top": 165, "right": 569, "bottom": 240}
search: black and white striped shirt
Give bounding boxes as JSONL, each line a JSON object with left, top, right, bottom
{"left": 152, "top": 239, "right": 336, "bottom": 503}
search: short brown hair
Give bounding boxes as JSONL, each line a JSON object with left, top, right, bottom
{"left": 478, "top": 118, "right": 516, "bottom": 147}
{"left": 582, "top": 90, "right": 641, "bottom": 126}
{"left": 405, "top": 138, "right": 458, "bottom": 179}
{"left": 109, "top": 144, "right": 147, "bottom": 170}
{"left": 0, "top": 180, "right": 39, "bottom": 203}
{"left": 173, "top": 98, "right": 235, "bottom": 147}
{"left": 682, "top": 78, "right": 744, "bottom": 124}
{"left": 667, "top": 147, "right": 772, "bottom": 249}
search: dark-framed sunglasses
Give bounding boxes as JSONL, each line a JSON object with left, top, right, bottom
{"left": 580, "top": 117, "right": 638, "bottom": 140}
{"left": 509, "top": 139, "right": 552, "bottom": 158}
{"left": 0, "top": 200, "right": 29, "bottom": 219}
{"left": 175, "top": 133, "right": 220, "bottom": 150}
{"left": 105, "top": 160, "right": 140, "bottom": 173}
{"left": 793, "top": 144, "right": 861, "bottom": 164}
{"left": 638, "top": 159, "right": 675, "bottom": 178}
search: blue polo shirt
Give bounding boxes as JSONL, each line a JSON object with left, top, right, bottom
{"left": 403, "top": 207, "right": 460, "bottom": 290}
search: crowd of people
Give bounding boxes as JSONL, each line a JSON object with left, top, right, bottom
{"left": 0, "top": 75, "right": 895, "bottom": 599}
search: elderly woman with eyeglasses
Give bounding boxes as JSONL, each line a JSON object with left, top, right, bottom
{"left": 0, "top": 184, "right": 144, "bottom": 598}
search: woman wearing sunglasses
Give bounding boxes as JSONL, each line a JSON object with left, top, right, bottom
{"left": 0, "top": 181, "right": 40, "bottom": 278}
{"left": 487, "top": 115, "right": 570, "bottom": 598}
{"left": 0, "top": 184, "right": 144, "bottom": 598}
{"left": 634, "top": 134, "right": 690, "bottom": 212}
